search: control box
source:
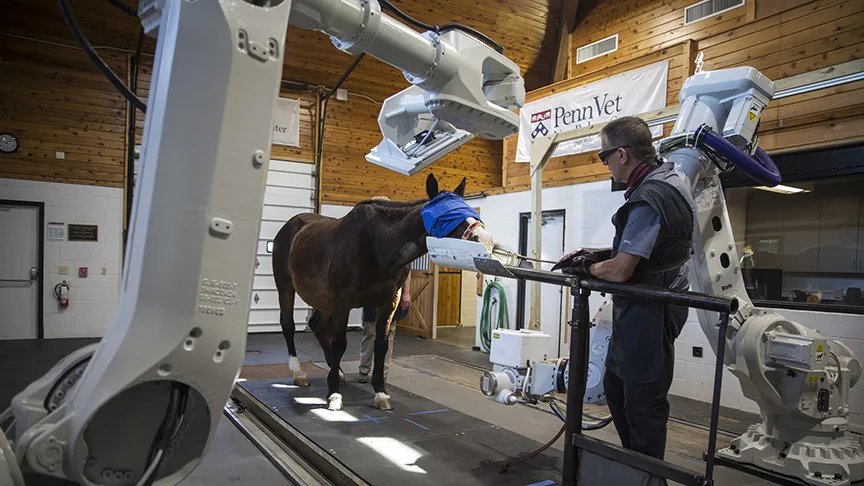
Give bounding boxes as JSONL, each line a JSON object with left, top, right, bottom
{"left": 490, "top": 329, "right": 550, "bottom": 368}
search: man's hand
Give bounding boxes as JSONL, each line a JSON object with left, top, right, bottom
{"left": 552, "top": 248, "right": 612, "bottom": 277}
{"left": 400, "top": 292, "right": 411, "bottom": 309}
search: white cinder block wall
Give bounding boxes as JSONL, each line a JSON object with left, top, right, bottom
{"left": 0, "top": 178, "right": 123, "bottom": 339}
{"left": 467, "top": 180, "right": 864, "bottom": 429}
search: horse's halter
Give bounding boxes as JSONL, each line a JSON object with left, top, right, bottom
{"left": 463, "top": 217, "right": 494, "bottom": 252}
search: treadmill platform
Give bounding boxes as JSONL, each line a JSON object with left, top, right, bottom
{"left": 238, "top": 378, "right": 562, "bottom": 485}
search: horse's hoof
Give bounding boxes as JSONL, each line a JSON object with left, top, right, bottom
{"left": 294, "top": 376, "right": 310, "bottom": 387}
{"left": 374, "top": 392, "right": 392, "bottom": 410}
{"left": 328, "top": 393, "right": 343, "bottom": 411}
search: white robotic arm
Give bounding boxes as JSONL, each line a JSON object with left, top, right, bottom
{"left": 290, "top": 0, "right": 525, "bottom": 175}
{"left": 0, "top": 1, "right": 524, "bottom": 485}
{"left": 670, "top": 68, "right": 864, "bottom": 484}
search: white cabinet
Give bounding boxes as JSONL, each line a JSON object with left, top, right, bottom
{"left": 817, "top": 192, "right": 860, "bottom": 274}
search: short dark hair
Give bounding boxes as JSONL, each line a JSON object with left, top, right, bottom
{"left": 600, "top": 116, "right": 656, "bottom": 162}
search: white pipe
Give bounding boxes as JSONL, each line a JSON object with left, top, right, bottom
{"left": 289, "top": 0, "right": 436, "bottom": 78}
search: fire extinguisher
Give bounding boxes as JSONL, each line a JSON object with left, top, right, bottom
{"left": 54, "top": 281, "right": 70, "bottom": 308}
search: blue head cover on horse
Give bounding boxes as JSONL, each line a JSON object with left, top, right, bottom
{"left": 421, "top": 191, "right": 481, "bottom": 238}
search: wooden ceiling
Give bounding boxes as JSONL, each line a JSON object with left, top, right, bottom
{"left": 4, "top": 0, "right": 561, "bottom": 97}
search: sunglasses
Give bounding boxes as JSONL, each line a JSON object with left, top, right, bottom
{"left": 598, "top": 146, "right": 629, "bottom": 163}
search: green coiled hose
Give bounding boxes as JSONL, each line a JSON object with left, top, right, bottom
{"left": 479, "top": 280, "right": 510, "bottom": 352}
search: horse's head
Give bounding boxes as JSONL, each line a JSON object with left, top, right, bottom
{"left": 422, "top": 174, "right": 494, "bottom": 252}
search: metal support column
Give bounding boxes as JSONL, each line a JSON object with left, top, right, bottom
{"left": 563, "top": 284, "right": 591, "bottom": 485}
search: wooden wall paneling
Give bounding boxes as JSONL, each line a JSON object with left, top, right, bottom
{"left": 0, "top": 36, "right": 128, "bottom": 187}
{"left": 489, "top": 0, "right": 864, "bottom": 197}
{"left": 756, "top": 0, "right": 812, "bottom": 20}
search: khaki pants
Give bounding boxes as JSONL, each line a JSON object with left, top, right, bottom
{"left": 359, "top": 321, "right": 396, "bottom": 380}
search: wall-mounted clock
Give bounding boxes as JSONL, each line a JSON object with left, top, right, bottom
{"left": 0, "top": 133, "right": 19, "bottom": 154}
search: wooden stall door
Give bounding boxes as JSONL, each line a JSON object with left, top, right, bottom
{"left": 436, "top": 268, "right": 462, "bottom": 326}
{"left": 398, "top": 256, "right": 435, "bottom": 339}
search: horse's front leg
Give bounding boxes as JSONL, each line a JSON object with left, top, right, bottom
{"left": 372, "top": 288, "right": 401, "bottom": 410}
{"left": 326, "top": 311, "right": 350, "bottom": 411}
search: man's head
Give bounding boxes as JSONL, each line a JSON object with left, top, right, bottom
{"left": 599, "top": 116, "right": 657, "bottom": 183}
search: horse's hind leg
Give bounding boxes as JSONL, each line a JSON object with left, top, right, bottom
{"left": 371, "top": 288, "right": 401, "bottom": 410}
{"left": 277, "top": 282, "right": 309, "bottom": 387}
{"left": 325, "top": 311, "right": 350, "bottom": 411}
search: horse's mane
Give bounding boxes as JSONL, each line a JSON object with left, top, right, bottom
{"left": 355, "top": 198, "right": 427, "bottom": 208}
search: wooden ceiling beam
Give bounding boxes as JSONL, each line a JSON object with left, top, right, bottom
{"left": 551, "top": 0, "right": 580, "bottom": 83}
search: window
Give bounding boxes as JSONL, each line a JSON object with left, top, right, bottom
{"left": 724, "top": 174, "right": 864, "bottom": 312}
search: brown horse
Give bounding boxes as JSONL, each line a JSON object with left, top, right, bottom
{"left": 272, "top": 174, "right": 493, "bottom": 410}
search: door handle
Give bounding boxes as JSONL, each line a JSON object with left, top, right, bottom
{"left": 30, "top": 266, "right": 38, "bottom": 281}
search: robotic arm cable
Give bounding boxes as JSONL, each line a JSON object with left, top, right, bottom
{"left": 376, "top": 0, "right": 503, "bottom": 53}
{"left": 58, "top": 0, "right": 147, "bottom": 112}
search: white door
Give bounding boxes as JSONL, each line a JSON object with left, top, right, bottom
{"left": 0, "top": 203, "right": 40, "bottom": 339}
{"left": 524, "top": 213, "right": 566, "bottom": 358}
{"left": 248, "top": 160, "right": 317, "bottom": 333}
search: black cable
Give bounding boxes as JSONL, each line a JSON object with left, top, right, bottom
{"left": 58, "top": 0, "right": 147, "bottom": 113}
{"left": 377, "top": 0, "right": 503, "bottom": 54}
{"left": 315, "top": 53, "right": 366, "bottom": 212}
{"left": 124, "top": 26, "right": 145, "bottom": 250}
{"left": 500, "top": 422, "right": 566, "bottom": 473}
{"left": 439, "top": 24, "right": 503, "bottom": 54}
{"left": 323, "top": 53, "right": 366, "bottom": 103}
{"left": 107, "top": 0, "right": 137, "bottom": 17}
{"left": 138, "top": 384, "right": 189, "bottom": 486}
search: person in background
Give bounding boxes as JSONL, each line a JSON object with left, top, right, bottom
{"left": 358, "top": 196, "right": 412, "bottom": 384}
{"left": 553, "top": 116, "right": 695, "bottom": 465}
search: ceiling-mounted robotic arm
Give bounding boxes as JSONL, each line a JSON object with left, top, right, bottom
{"left": 289, "top": 0, "right": 525, "bottom": 175}
{"left": 0, "top": 1, "right": 523, "bottom": 485}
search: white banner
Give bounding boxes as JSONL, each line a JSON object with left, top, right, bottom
{"left": 272, "top": 97, "right": 300, "bottom": 147}
{"left": 515, "top": 60, "right": 669, "bottom": 162}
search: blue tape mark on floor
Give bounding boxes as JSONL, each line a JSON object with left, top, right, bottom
{"left": 409, "top": 408, "right": 449, "bottom": 416}
{"left": 403, "top": 418, "right": 430, "bottom": 431}
{"left": 383, "top": 410, "right": 394, "bottom": 414}
{"left": 363, "top": 414, "right": 389, "bottom": 424}
{"left": 526, "top": 480, "right": 556, "bottom": 486}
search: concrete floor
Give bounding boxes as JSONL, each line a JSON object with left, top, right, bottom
{"left": 0, "top": 328, "right": 797, "bottom": 486}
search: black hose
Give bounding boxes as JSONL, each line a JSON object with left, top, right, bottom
{"left": 58, "top": 0, "right": 147, "bottom": 112}
{"left": 377, "top": 0, "right": 503, "bottom": 54}
{"left": 107, "top": 0, "right": 137, "bottom": 17}
{"left": 315, "top": 53, "right": 366, "bottom": 212}
{"left": 139, "top": 384, "right": 189, "bottom": 486}
{"left": 124, "top": 26, "right": 145, "bottom": 249}
{"left": 500, "top": 422, "right": 566, "bottom": 473}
